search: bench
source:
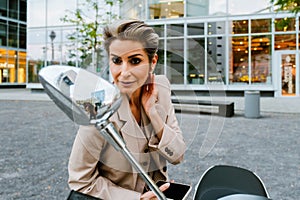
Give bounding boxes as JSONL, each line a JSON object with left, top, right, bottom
{"left": 172, "top": 98, "right": 234, "bottom": 117}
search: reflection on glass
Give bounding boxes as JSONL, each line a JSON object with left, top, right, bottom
{"left": 281, "top": 54, "right": 296, "bottom": 96}
{"left": 0, "top": 20, "right": 7, "bottom": 46}
{"left": 231, "top": 20, "right": 248, "bottom": 34}
{"left": 229, "top": 36, "right": 249, "bottom": 84}
{"left": 186, "top": 0, "right": 208, "bottom": 17}
{"left": 251, "top": 36, "right": 271, "bottom": 84}
{"left": 167, "top": 39, "right": 184, "bottom": 84}
{"left": 251, "top": 19, "right": 271, "bottom": 33}
{"left": 8, "top": 21, "right": 18, "bottom": 47}
{"left": 275, "top": 18, "right": 296, "bottom": 32}
{"left": 275, "top": 34, "right": 296, "bottom": 50}
{"left": 187, "top": 23, "right": 204, "bottom": 36}
{"left": 150, "top": 24, "right": 165, "bottom": 38}
{"left": 207, "top": 37, "right": 226, "bottom": 83}
{"left": 207, "top": 0, "right": 227, "bottom": 16}
{"left": 149, "top": 0, "right": 184, "bottom": 19}
{"left": 187, "top": 38, "right": 205, "bottom": 84}
{"left": 167, "top": 24, "right": 184, "bottom": 37}
{"left": 18, "top": 51, "right": 27, "bottom": 83}
{"left": 228, "top": 0, "right": 270, "bottom": 15}
{"left": 8, "top": 50, "right": 16, "bottom": 83}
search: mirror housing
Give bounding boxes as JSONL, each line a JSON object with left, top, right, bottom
{"left": 39, "top": 65, "right": 122, "bottom": 125}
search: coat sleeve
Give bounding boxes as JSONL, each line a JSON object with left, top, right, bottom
{"left": 148, "top": 75, "right": 186, "bottom": 164}
{"left": 68, "top": 125, "right": 141, "bottom": 200}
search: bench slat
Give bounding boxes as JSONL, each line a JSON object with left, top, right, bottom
{"left": 172, "top": 98, "right": 234, "bottom": 117}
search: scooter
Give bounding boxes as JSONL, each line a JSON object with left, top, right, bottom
{"left": 39, "top": 66, "right": 271, "bottom": 200}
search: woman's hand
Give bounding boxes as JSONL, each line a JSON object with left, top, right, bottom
{"left": 141, "top": 73, "right": 158, "bottom": 117}
{"left": 140, "top": 182, "right": 170, "bottom": 200}
{"left": 141, "top": 74, "right": 164, "bottom": 138}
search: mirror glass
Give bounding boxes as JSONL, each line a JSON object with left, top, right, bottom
{"left": 39, "top": 65, "right": 122, "bottom": 125}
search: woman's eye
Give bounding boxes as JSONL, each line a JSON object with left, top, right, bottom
{"left": 130, "top": 58, "right": 141, "bottom": 65}
{"left": 112, "top": 57, "right": 122, "bottom": 64}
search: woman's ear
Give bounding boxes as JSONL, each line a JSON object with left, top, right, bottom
{"left": 150, "top": 54, "right": 158, "bottom": 73}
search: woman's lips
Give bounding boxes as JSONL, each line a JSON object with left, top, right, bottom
{"left": 119, "top": 80, "right": 135, "bottom": 87}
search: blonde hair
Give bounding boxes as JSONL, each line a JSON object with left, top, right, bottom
{"left": 103, "top": 20, "right": 159, "bottom": 62}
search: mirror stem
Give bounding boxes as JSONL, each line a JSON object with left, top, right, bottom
{"left": 96, "top": 121, "right": 166, "bottom": 200}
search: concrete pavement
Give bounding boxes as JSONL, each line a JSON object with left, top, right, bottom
{"left": 0, "top": 89, "right": 299, "bottom": 199}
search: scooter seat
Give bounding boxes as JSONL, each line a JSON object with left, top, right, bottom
{"left": 218, "top": 194, "right": 271, "bottom": 200}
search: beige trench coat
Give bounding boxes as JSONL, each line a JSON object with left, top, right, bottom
{"left": 68, "top": 75, "right": 186, "bottom": 199}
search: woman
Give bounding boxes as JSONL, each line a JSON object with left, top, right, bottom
{"left": 68, "top": 20, "right": 186, "bottom": 199}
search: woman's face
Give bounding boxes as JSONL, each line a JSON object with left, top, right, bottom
{"left": 109, "top": 39, "right": 157, "bottom": 97}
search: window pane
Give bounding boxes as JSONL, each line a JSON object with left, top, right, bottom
{"left": 166, "top": 39, "right": 184, "bottom": 84}
{"left": 0, "top": 20, "right": 7, "bottom": 46}
{"left": 228, "top": 0, "right": 271, "bottom": 15}
{"left": 150, "top": 24, "right": 165, "bottom": 38}
{"left": 0, "top": 0, "right": 7, "bottom": 17}
{"left": 18, "top": 51, "right": 27, "bottom": 83}
{"left": 251, "top": 19, "right": 271, "bottom": 33}
{"left": 28, "top": 0, "right": 46, "bottom": 27}
{"left": 187, "top": 23, "right": 204, "bottom": 36}
{"left": 8, "top": 22, "right": 18, "bottom": 48}
{"left": 229, "top": 36, "right": 249, "bottom": 84}
{"left": 251, "top": 35, "right": 271, "bottom": 83}
{"left": 9, "top": 0, "right": 18, "bottom": 19}
{"left": 207, "top": 37, "right": 226, "bottom": 83}
{"left": 149, "top": 0, "right": 184, "bottom": 19}
{"left": 186, "top": 0, "right": 208, "bottom": 17}
{"left": 208, "top": 21, "right": 225, "bottom": 35}
{"left": 275, "top": 18, "right": 296, "bottom": 32}
{"left": 20, "top": 0, "right": 27, "bottom": 22}
{"left": 275, "top": 34, "right": 296, "bottom": 50}
{"left": 19, "top": 24, "right": 26, "bottom": 49}
{"left": 167, "top": 24, "right": 184, "bottom": 37}
{"left": 208, "top": 0, "right": 227, "bottom": 16}
{"left": 7, "top": 50, "right": 16, "bottom": 83}
{"left": 154, "top": 39, "right": 165, "bottom": 75}
{"left": 231, "top": 20, "right": 248, "bottom": 34}
{"left": 187, "top": 38, "right": 205, "bottom": 84}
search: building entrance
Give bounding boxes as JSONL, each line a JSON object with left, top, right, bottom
{"left": 275, "top": 51, "right": 299, "bottom": 97}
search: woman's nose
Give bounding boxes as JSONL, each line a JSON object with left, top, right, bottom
{"left": 120, "top": 62, "right": 131, "bottom": 76}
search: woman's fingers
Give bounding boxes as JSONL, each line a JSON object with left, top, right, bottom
{"left": 140, "top": 182, "right": 170, "bottom": 200}
{"left": 158, "top": 182, "right": 170, "bottom": 192}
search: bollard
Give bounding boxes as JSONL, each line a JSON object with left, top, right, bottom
{"left": 244, "top": 91, "right": 260, "bottom": 118}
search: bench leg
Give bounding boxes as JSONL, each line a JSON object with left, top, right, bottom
{"left": 219, "top": 104, "right": 234, "bottom": 117}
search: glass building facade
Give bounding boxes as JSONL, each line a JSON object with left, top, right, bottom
{"left": 25, "top": 0, "right": 300, "bottom": 97}
{"left": 120, "top": 0, "right": 300, "bottom": 97}
{"left": 0, "top": 0, "right": 27, "bottom": 86}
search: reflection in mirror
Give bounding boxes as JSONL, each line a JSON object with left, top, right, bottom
{"left": 39, "top": 65, "right": 122, "bottom": 125}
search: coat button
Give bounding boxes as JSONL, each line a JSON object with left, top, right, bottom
{"left": 163, "top": 166, "right": 167, "bottom": 172}
{"left": 142, "top": 161, "right": 148, "bottom": 166}
{"left": 164, "top": 147, "right": 173, "bottom": 156}
{"left": 144, "top": 148, "right": 149, "bottom": 153}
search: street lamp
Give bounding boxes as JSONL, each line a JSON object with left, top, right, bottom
{"left": 49, "top": 30, "right": 56, "bottom": 63}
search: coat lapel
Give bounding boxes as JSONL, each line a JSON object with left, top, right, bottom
{"left": 109, "top": 94, "right": 148, "bottom": 187}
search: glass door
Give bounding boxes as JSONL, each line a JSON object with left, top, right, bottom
{"left": 276, "top": 51, "right": 299, "bottom": 97}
